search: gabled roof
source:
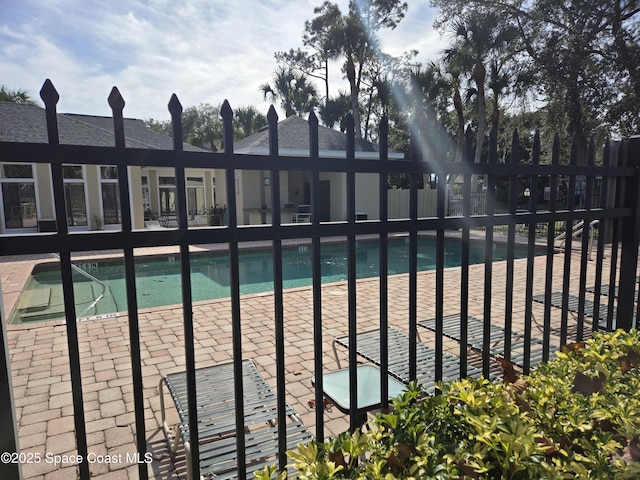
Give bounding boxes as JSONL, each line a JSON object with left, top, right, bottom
{"left": 0, "top": 102, "right": 205, "bottom": 151}
{"left": 234, "top": 115, "right": 403, "bottom": 159}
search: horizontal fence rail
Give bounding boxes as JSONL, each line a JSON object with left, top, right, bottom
{"left": 0, "top": 80, "right": 639, "bottom": 480}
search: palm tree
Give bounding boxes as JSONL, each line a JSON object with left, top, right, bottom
{"left": 233, "top": 106, "right": 266, "bottom": 139}
{"left": 0, "top": 85, "right": 38, "bottom": 105}
{"left": 432, "top": 55, "right": 467, "bottom": 163}
{"left": 318, "top": 92, "right": 351, "bottom": 130}
{"left": 488, "top": 59, "right": 510, "bottom": 131}
{"left": 259, "top": 67, "right": 319, "bottom": 118}
{"left": 446, "top": 12, "right": 517, "bottom": 162}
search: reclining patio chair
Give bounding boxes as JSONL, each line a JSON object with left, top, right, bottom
{"left": 418, "top": 314, "right": 555, "bottom": 369}
{"left": 159, "top": 359, "right": 312, "bottom": 480}
{"left": 586, "top": 283, "right": 639, "bottom": 302}
{"left": 332, "top": 327, "right": 482, "bottom": 393}
{"left": 532, "top": 292, "right": 615, "bottom": 331}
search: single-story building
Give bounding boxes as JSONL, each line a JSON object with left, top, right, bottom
{"left": 231, "top": 115, "right": 405, "bottom": 224}
{"left": 0, "top": 101, "right": 214, "bottom": 233}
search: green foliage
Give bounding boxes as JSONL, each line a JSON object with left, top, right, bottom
{"left": 203, "top": 205, "right": 225, "bottom": 226}
{"left": 0, "top": 85, "right": 39, "bottom": 105}
{"left": 429, "top": 0, "right": 640, "bottom": 147}
{"left": 260, "top": 66, "right": 319, "bottom": 118}
{"left": 257, "top": 329, "right": 640, "bottom": 480}
{"left": 145, "top": 103, "right": 266, "bottom": 149}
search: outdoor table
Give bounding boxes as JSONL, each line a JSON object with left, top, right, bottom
{"left": 314, "top": 364, "right": 406, "bottom": 428}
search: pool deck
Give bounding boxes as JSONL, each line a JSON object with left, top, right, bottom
{"left": 1, "top": 235, "right": 616, "bottom": 480}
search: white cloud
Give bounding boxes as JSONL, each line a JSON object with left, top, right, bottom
{"left": 1, "top": 0, "right": 444, "bottom": 121}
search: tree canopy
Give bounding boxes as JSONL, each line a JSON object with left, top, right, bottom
{"left": 264, "top": 0, "right": 639, "bottom": 165}
{"left": 271, "top": 0, "right": 409, "bottom": 139}
{"left": 0, "top": 85, "right": 39, "bottom": 105}
{"left": 145, "top": 104, "right": 266, "bottom": 151}
{"left": 429, "top": 0, "right": 640, "bottom": 159}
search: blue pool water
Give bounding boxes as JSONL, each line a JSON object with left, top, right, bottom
{"left": 11, "top": 237, "right": 532, "bottom": 323}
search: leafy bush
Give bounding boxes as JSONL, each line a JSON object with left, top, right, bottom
{"left": 257, "top": 329, "right": 640, "bottom": 479}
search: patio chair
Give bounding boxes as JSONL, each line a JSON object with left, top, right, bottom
{"left": 159, "top": 359, "right": 313, "bottom": 480}
{"left": 532, "top": 292, "right": 614, "bottom": 331}
{"left": 585, "top": 283, "right": 639, "bottom": 302}
{"left": 291, "top": 204, "right": 311, "bottom": 223}
{"left": 332, "top": 327, "right": 482, "bottom": 392}
{"left": 417, "top": 314, "right": 554, "bottom": 369}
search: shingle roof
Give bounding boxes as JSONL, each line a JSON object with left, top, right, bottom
{"left": 0, "top": 102, "right": 205, "bottom": 151}
{"left": 234, "top": 115, "right": 399, "bottom": 156}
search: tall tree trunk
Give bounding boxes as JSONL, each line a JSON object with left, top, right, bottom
{"left": 324, "top": 59, "right": 330, "bottom": 105}
{"left": 491, "top": 97, "right": 500, "bottom": 130}
{"left": 472, "top": 61, "right": 487, "bottom": 163}
{"left": 453, "top": 88, "right": 465, "bottom": 163}
{"left": 346, "top": 56, "right": 363, "bottom": 138}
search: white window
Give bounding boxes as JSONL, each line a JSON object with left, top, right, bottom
{"left": 100, "top": 166, "right": 120, "bottom": 225}
{"left": 187, "top": 177, "right": 205, "bottom": 215}
{"left": 62, "top": 165, "right": 87, "bottom": 227}
{"left": 158, "top": 176, "right": 176, "bottom": 216}
{"left": 1, "top": 163, "right": 37, "bottom": 229}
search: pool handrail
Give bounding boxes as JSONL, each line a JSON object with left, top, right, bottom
{"left": 49, "top": 253, "right": 114, "bottom": 317}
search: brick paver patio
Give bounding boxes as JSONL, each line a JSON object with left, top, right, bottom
{"left": 2, "top": 240, "right": 614, "bottom": 479}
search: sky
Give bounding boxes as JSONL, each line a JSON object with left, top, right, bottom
{"left": 1, "top": 0, "right": 447, "bottom": 121}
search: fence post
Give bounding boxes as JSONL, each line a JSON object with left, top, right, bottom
{"left": 617, "top": 136, "right": 640, "bottom": 331}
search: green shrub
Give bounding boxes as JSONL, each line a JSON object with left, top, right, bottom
{"left": 256, "top": 329, "right": 640, "bottom": 479}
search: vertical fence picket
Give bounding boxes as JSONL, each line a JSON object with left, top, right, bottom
{"left": 345, "top": 113, "right": 359, "bottom": 432}
{"left": 618, "top": 136, "right": 640, "bottom": 330}
{"left": 592, "top": 140, "right": 611, "bottom": 333}
{"left": 168, "top": 94, "right": 201, "bottom": 480}
{"left": 267, "top": 106, "right": 288, "bottom": 469}
{"left": 543, "top": 135, "right": 560, "bottom": 359}
{"left": 378, "top": 116, "right": 390, "bottom": 408}
{"left": 560, "top": 137, "right": 578, "bottom": 344}
{"left": 523, "top": 131, "right": 541, "bottom": 373}
{"left": 410, "top": 120, "right": 421, "bottom": 382}
{"left": 109, "top": 87, "right": 148, "bottom": 480}
{"left": 482, "top": 127, "right": 497, "bottom": 377}
{"left": 504, "top": 129, "right": 519, "bottom": 362}
{"left": 40, "top": 80, "right": 91, "bottom": 480}
{"left": 577, "top": 138, "right": 595, "bottom": 340}
{"left": 309, "top": 112, "right": 324, "bottom": 441}
{"left": 607, "top": 141, "right": 625, "bottom": 331}
{"left": 220, "top": 100, "right": 248, "bottom": 479}
{"left": 459, "top": 125, "right": 473, "bottom": 377}
{"left": 430, "top": 123, "right": 447, "bottom": 381}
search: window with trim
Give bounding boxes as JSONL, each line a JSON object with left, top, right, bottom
{"left": 158, "top": 176, "right": 176, "bottom": 216}
{"left": 1, "top": 163, "right": 37, "bottom": 229}
{"left": 63, "top": 165, "right": 87, "bottom": 226}
{"left": 100, "top": 166, "right": 120, "bottom": 224}
{"left": 142, "top": 176, "right": 151, "bottom": 220}
{"left": 187, "top": 177, "right": 204, "bottom": 215}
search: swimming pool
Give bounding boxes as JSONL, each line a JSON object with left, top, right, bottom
{"left": 10, "top": 237, "right": 534, "bottom": 324}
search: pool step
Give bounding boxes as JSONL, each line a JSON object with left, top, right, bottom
{"left": 18, "top": 284, "right": 96, "bottom": 322}
{"left": 18, "top": 287, "right": 52, "bottom": 311}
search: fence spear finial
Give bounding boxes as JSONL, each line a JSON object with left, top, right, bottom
{"left": 168, "top": 94, "right": 183, "bottom": 151}
{"left": 40, "top": 79, "right": 60, "bottom": 145}
{"left": 108, "top": 87, "right": 126, "bottom": 148}
{"left": 39, "top": 79, "right": 59, "bottom": 107}
{"left": 108, "top": 87, "right": 125, "bottom": 112}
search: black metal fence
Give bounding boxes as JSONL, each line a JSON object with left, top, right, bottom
{"left": 1, "top": 80, "right": 639, "bottom": 480}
